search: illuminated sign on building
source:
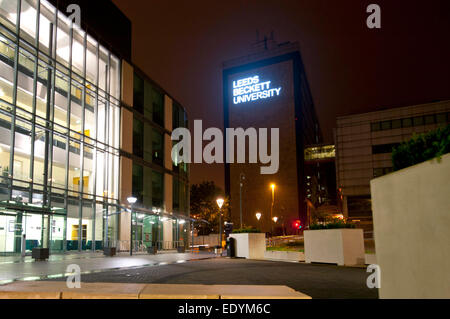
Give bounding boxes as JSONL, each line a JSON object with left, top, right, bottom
{"left": 232, "top": 75, "right": 281, "bottom": 104}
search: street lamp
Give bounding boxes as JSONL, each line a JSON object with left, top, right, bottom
{"left": 216, "top": 198, "right": 224, "bottom": 248}
{"left": 255, "top": 212, "right": 261, "bottom": 221}
{"left": 273, "top": 216, "right": 278, "bottom": 223}
{"left": 270, "top": 183, "right": 276, "bottom": 236}
{"left": 127, "top": 196, "right": 137, "bottom": 256}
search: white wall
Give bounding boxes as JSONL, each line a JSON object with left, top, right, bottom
{"left": 371, "top": 153, "right": 450, "bottom": 298}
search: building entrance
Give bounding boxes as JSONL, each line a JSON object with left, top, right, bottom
{"left": 0, "top": 210, "right": 59, "bottom": 255}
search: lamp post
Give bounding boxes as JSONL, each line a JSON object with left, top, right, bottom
{"left": 216, "top": 198, "right": 224, "bottom": 248}
{"left": 127, "top": 196, "right": 137, "bottom": 256}
{"left": 239, "top": 173, "right": 245, "bottom": 229}
{"left": 270, "top": 184, "right": 276, "bottom": 236}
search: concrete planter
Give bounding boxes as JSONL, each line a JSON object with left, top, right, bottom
{"left": 264, "top": 250, "right": 305, "bottom": 262}
{"left": 304, "top": 229, "right": 365, "bottom": 266}
{"left": 32, "top": 248, "right": 49, "bottom": 261}
{"left": 103, "top": 247, "right": 116, "bottom": 257}
{"left": 229, "top": 233, "right": 266, "bottom": 259}
{"left": 371, "top": 154, "right": 450, "bottom": 298}
{"left": 177, "top": 246, "right": 185, "bottom": 253}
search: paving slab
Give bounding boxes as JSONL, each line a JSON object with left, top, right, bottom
{"left": 213, "top": 284, "right": 311, "bottom": 299}
{"left": 0, "top": 281, "right": 64, "bottom": 299}
{"left": 0, "top": 281, "right": 310, "bottom": 299}
{"left": 139, "top": 284, "right": 220, "bottom": 299}
{"left": 62, "top": 282, "right": 146, "bottom": 299}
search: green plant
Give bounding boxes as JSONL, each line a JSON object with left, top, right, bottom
{"left": 392, "top": 124, "right": 450, "bottom": 171}
{"left": 309, "top": 218, "right": 355, "bottom": 230}
{"left": 232, "top": 226, "right": 261, "bottom": 233}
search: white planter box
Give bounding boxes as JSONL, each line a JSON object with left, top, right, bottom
{"left": 229, "top": 233, "right": 266, "bottom": 259}
{"left": 371, "top": 154, "right": 450, "bottom": 298}
{"left": 264, "top": 250, "right": 305, "bottom": 262}
{"left": 304, "top": 229, "right": 365, "bottom": 266}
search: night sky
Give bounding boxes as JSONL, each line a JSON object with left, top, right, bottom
{"left": 112, "top": 0, "right": 450, "bottom": 189}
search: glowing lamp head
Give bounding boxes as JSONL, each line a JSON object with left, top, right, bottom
{"left": 216, "top": 198, "right": 224, "bottom": 209}
{"left": 256, "top": 212, "right": 261, "bottom": 220}
{"left": 127, "top": 196, "right": 137, "bottom": 204}
{"left": 273, "top": 216, "right": 278, "bottom": 223}
{"left": 270, "top": 183, "right": 276, "bottom": 190}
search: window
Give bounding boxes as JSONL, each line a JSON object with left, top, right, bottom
{"left": 436, "top": 113, "right": 447, "bottom": 124}
{"left": 413, "top": 116, "right": 424, "bottom": 126}
{"left": 143, "top": 123, "right": 152, "bottom": 162}
{"left": 402, "top": 118, "right": 412, "bottom": 128}
{"left": 371, "top": 122, "right": 381, "bottom": 132}
{"left": 173, "top": 102, "right": 180, "bottom": 130}
{"left": 172, "top": 102, "right": 186, "bottom": 130}
{"left": 381, "top": 121, "right": 391, "bottom": 130}
{"left": 133, "top": 73, "right": 144, "bottom": 114}
{"left": 424, "top": 115, "right": 435, "bottom": 125}
{"left": 173, "top": 178, "right": 179, "bottom": 211}
{"left": 152, "top": 88, "right": 164, "bottom": 126}
{"left": 133, "top": 118, "right": 143, "bottom": 157}
{"left": 373, "top": 168, "right": 383, "bottom": 178}
{"left": 143, "top": 81, "right": 153, "bottom": 118}
{"left": 392, "top": 119, "right": 402, "bottom": 129}
{"left": 132, "top": 164, "right": 143, "bottom": 203}
{"left": 373, "top": 167, "right": 393, "bottom": 178}
{"left": 152, "top": 129, "right": 163, "bottom": 166}
{"left": 372, "top": 143, "right": 400, "bottom": 154}
{"left": 152, "top": 170, "right": 163, "bottom": 207}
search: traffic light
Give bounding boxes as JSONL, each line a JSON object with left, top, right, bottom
{"left": 294, "top": 220, "right": 302, "bottom": 229}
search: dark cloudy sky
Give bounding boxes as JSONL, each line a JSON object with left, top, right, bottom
{"left": 112, "top": 0, "right": 450, "bottom": 189}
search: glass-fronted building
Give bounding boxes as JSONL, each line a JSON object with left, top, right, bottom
{"left": 126, "top": 69, "right": 190, "bottom": 251}
{"left": 0, "top": 0, "right": 189, "bottom": 255}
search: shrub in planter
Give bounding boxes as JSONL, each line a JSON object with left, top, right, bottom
{"left": 392, "top": 124, "right": 450, "bottom": 171}
{"left": 309, "top": 218, "right": 355, "bottom": 230}
{"left": 232, "top": 226, "right": 261, "bottom": 233}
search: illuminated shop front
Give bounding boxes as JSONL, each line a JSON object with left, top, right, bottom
{"left": 0, "top": 0, "right": 121, "bottom": 254}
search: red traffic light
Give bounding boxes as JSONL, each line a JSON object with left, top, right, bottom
{"left": 293, "top": 220, "right": 302, "bottom": 229}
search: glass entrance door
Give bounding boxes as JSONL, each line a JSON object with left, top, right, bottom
{"left": 0, "top": 213, "right": 18, "bottom": 254}
{"left": 23, "top": 213, "right": 44, "bottom": 252}
{"left": 0, "top": 211, "right": 26, "bottom": 255}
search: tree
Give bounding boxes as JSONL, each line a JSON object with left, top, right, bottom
{"left": 190, "top": 181, "right": 230, "bottom": 235}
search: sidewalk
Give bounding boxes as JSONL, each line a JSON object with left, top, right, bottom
{"left": 0, "top": 251, "right": 216, "bottom": 285}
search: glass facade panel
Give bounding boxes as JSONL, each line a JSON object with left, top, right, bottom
{"left": 133, "top": 73, "right": 144, "bottom": 113}
{"left": 152, "top": 129, "right": 163, "bottom": 166}
{"left": 132, "top": 163, "right": 143, "bottom": 203}
{"left": 0, "top": 0, "right": 121, "bottom": 253}
{"left": 143, "top": 122, "right": 152, "bottom": 162}
{"left": 0, "top": 1, "right": 18, "bottom": 32}
{"left": 152, "top": 87, "right": 164, "bottom": 126}
{"left": 133, "top": 117, "right": 143, "bottom": 157}
{"left": 152, "top": 170, "right": 163, "bottom": 207}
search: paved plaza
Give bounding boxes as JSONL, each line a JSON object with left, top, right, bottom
{"left": 0, "top": 251, "right": 216, "bottom": 284}
{"left": 0, "top": 252, "right": 379, "bottom": 298}
{"left": 43, "top": 257, "right": 377, "bottom": 299}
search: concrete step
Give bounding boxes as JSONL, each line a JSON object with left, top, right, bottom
{"left": 0, "top": 281, "right": 311, "bottom": 299}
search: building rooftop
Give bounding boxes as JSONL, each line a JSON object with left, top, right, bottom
{"left": 223, "top": 39, "right": 301, "bottom": 69}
